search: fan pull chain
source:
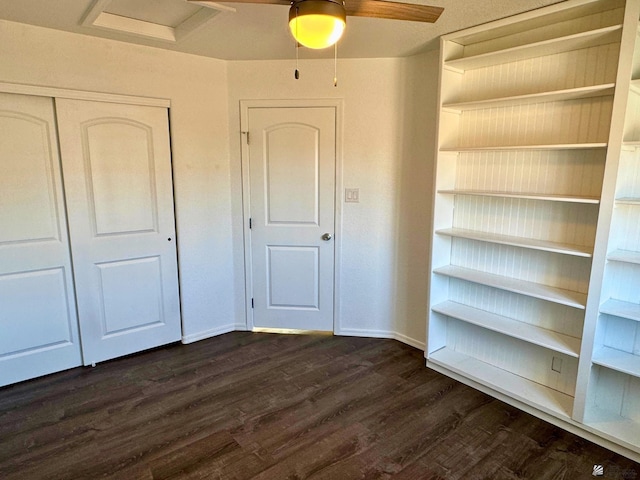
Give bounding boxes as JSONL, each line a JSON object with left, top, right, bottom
{"left": 334, "top": 42, "right": 338, "bottom": 87}
{"left": 294, "top": 7, "right": 300, "bottom": 80}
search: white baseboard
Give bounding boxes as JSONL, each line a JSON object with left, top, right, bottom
{"left": 335, "top": 328, "right": 425, "bottom": 351}
{"left": 181, "top": 323, "right": 247, "bottom": 344}
{"left": 183, "top": 324, "right": 424, "bottom": 351}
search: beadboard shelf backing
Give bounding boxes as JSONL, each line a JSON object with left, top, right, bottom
{"left": 429, "top": 0, "right": 640, "bottom": 462}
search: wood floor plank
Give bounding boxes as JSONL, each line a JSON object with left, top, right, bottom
{"left": 0, "top": 332, "right": 637, "bottom": 480}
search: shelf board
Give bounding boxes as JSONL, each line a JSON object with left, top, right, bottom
{"left": 607, "top": 249, "right": 640, "bottom": 265}
{"left": 438, "top": 189, "right": 600, "bottom": 204}
{"left": 433, "top": 265, "right": 587, "bottom": 309}
{"left": 600, "top": 299, "right": 640, "bottom": 322}
{"left": 440, "top": 143, "right": 607, "bottom": 153}
{"left": 592, "top": 346, "right": 640, "bottom": 378}
{"left": 437, "top": 228, "right": 593, "bottom": 258}
{"left": 428, "top": 347, "right": 574, "bottom": 418}
{"left": 431, "top": 301, "right": 581, "bottom": 357}
{"left": 630, "top": 79, "right": 640, "bottom": 95}
{"left": 442, "top": 84, "right": 615, "bottom": 112}
{"left": 585, "top": 407, "right": 640, "bottom": 452}
{"left": 444, "top": 25, "right": 622, "bottom": 71}
{"left": 615, "top": 197, "right": 640, "bottom": 205}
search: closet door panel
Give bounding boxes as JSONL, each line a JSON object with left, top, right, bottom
{"left": 0, "top": 93, "right": 82, "bottom": 387}
{"left": 55, "top": 99, "right": 181, "bottom": 366}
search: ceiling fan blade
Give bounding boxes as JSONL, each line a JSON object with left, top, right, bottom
{"left": 189, "top": 0, "right": 444, "bottom": 23}
{"left": 344, "top": 0, "right": 443, "bottom": 23}
{"left": 188, "top": 0, "right": 290, "bottom": 7}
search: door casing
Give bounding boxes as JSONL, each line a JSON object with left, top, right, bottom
{"left": 240, "top": 99, "right": 343, "bottom": 332}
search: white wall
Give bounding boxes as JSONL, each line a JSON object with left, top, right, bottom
{"left": 0, "top": 20, "right": 238, "bottom": 341}
{"left": 228, "top": 53, "right": 438, "bottom": 348}
{"left": 0, "top": 19, "right": 439, "bottom": 351}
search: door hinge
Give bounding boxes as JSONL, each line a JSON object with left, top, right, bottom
{"left": 251, "top": 298, "right": 254, "bottom": 309}
{"left": 249, "top": 218, "right": 252, "bottom": 229}
{"left": 242, "top": 131, "right": 250, "bottom": 145}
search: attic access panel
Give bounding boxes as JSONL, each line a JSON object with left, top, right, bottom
{"left": 81, "top": 0, "right": 230, "bottom": 43}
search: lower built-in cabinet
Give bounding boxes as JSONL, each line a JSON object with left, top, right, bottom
{"left": 428, "top": 0, "right": 640, "bottom": 462}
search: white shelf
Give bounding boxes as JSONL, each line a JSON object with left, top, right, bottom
{"left": 600, "top": 299, "right": 640, "bottom": 322}
{"left": 616, "top": 197, "right": 640, "bottom": 205}
{"left": 428, "top": 347, "right": 574, "bottom": 418}
{"left": 437, "top": 228, "right": 593, "bottom": 257}
{"left": 592, "top": 347, "right": 640, "bottom": 378}
{"left": 438, "top": 189, "right": 600, "bottom": 204}
{"left": 607, "top": 249, "right": 640, "bottom": 265}
{"left": 440, "top": 143, "right": 607, "bottom": 152}
{"left": 586, "top": 407, "right": 640, "bottom": 452}
{"left": 443, "top": 84, "right": 615, "bottom": 112}
{"left": 630, "top": 78, "right": 640, "bottom": 95}
{"left": 444, "top": 25, "right": 622, "bottom": 71}
{"left": 432, "top": 301, "right": 581, "bottom": 357}
{"left": 433, "top": 265, "right": 587, "bottom": 309}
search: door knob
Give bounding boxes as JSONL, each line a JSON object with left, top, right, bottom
{"left": 322, "top": 233, "right": 333, "bottom": 241}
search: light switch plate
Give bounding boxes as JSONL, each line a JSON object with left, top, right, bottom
{"left": 345, "top": 188, "right": 359, "bottom": 203}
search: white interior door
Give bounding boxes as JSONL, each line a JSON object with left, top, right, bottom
{"left": 55, "top": 99, "right": 181, "bottom": 365}
{"left": 0, "top": 93, "right": 82, "bottom": 386}
{"left": 246, "top": 106, "right": 336, "bottom": 331}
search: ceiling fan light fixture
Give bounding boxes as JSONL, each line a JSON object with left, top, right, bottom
{"left": 289, "top": 0, "right": 346, "bottom": 49}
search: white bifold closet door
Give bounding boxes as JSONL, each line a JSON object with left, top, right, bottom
{"left": 0, "top": 94, "right": 180, "bottom": 386}
{"left": 0, "top": 93, "right": 83, "bottom": 386}
{"left": 55, "top": 99, "right": 181, "bottom": 366}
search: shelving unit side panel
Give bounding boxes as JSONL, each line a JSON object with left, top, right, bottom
{"left": 453, "top": 196, "right": 598, "bottom": 248}
{"left": 460, "top": 7, "right": 624, "bottom": 59}
{"left": 449, "top": 278, "right": 585, "bottom": 338}
{"left": 455, "top": 97, "right": 613, "bottom": 149}
{"left": 455, "top": 149, "right": 606, "bottom": 198}
{"left": 450, "top": 239, "right": 592, "bottom": 294}
{"left": 447, "top": 320, "right": 579, "bottom": 396}
{"left": 456, "top": 44, "right": 620, "bottom": 103}
{"left": 573, "top": 0, "right": 640, "bottom": 425}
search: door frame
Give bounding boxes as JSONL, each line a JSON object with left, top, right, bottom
{"left": 240, "top": 99, "right": 344, "bottom": 332}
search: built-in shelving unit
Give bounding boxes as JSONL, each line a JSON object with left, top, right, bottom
{"left": 428, "top": 0, "right": 640, "bottom": 462}
{"left": 581, "top": 1, "right": 640, "bottom": 457}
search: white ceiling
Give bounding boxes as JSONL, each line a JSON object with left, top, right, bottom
{"left": 0, "top": 0, "right": 567, "bottom": 60}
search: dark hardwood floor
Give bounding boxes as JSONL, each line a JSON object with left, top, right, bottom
{"left": 0, "top": 332, "right": 638, "bottom": 479}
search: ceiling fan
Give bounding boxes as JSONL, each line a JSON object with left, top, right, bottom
{"left": 188, "top": 0, "right": 443, "bottom": 49}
